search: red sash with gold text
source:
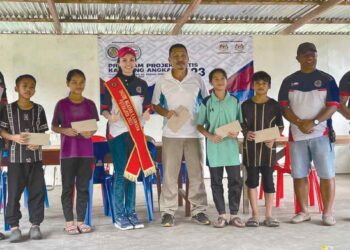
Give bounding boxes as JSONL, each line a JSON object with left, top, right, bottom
{"left": 105, "top": 77, "right": 155, "bottom": 181}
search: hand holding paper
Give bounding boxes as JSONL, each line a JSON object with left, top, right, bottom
{"left": 71, "top": 119, "right": 98, "bottom": 133}
{"left": 27, "top": 144, "right": 40, "bottom": 151}
{"left": 62, "top": 128, "right": 78, "bottom": 137}
{"left": 215, "top": 121, "right": 242, "bottom": 138}
{"left": 12, "top": 133, "right": 29, "bottom": 144}
{"left": 167, "top": 105, "right": 191, "bottom": 133}
{"left": 254, "top": 126, "right": 280, "bottom": 143}
{"left": 80, "top": 131, "right": 94, "bottom": 139}
{"left": 21, "top": 133, "right": 50, "bottom": 146}
{"left": 208, "top": 134, "right": 223, "bottom": 144}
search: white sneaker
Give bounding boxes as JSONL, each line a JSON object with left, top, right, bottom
{"left": 291, "top": 212, "right": 311, "bottom": 224}
{"left": 114, "top": 216, "right": 134, "bottom": 230}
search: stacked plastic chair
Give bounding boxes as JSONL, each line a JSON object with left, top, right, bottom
{"left": 154, "top": 161, "right": 188, "bottom": 214}
{"left": 84, "top": 135, "right": 114, "bottom": 226}
{"left": 85, "top": 135, "right": 158, "bottom": 225}
{"left": 137, "top": 139, "right": 157, "bottom": 221}
{"left": 0, "top": 167, "right": 9, "bottom": 231}
{"left": 259, "top": 142, "right": 323, "bottom": 213}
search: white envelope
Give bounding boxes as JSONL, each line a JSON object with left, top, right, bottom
{"left": 24, "top": 133, "right": 50, "bottom": 146}
{"left": 215, "top": 121, "right": 242, "bottom": 138}
{"left": 167, "top": 106, "right": 191, "bottom": 133}
{"left": 71, "top": 119, "right": 98, "bottom": 133}
{"left": 254, "top": 126, "right": 280, "bottom": 143}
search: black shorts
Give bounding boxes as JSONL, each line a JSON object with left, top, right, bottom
{"left": 245, "top": 166, "right": 275, "bottom": 193}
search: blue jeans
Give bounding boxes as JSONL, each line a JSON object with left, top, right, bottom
{"left": 108, "top": 133, "right": 136, "bottom": 218}
{"left": 290, "top": 136, "right": 335, "bottom": 179}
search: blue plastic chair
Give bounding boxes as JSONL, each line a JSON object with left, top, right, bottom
{"left": 136, "top": 140, "right": 158, "bottom": 221}
{"left": 24, "top": 186, "right": 50, "bottom": 209}
{"left": 0, "top": 170, "right": 10, "bottom": 231}
{"left": 85, "top": 138, "right": 159, "bottom": 225}
{"left": 84, "top": 140, "right": 114, "bottom": 226}
{"left": 153, "top": 160, "right": 188, "bottom": 212}
{"left": 1, "top": 148, "right": 50, "bottom": 231}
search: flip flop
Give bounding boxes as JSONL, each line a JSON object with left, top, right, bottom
{"left": 229, "top": 216, "right": 245, "bottom": 228}
{"left": 245, "top": 217, "right": 260, "bottom": 227}
{"left": 263, "top": 218, "right": 280, "bottom": 227}
{"left": 64, "top": 225, "right": 80, "bottom": 235}
{"left": 77, "top": 223, "right": 92, "bottom": 233}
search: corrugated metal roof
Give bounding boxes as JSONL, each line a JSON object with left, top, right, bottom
{"left": 296, "top": 23, "right": 350, "bottom": 34}
{"left": 192, "top": 4, "right": 316, "bottom": 21}
{"left": 0, "top": 2, "right": 49, "bottom": 19}
{"left": 0, "top": 21, "right": 54, "bottom": 34}
{"left": 0, "top": 1, "right": 349, "bottom": 34}
{"left": 316, "top": 5, "right": 350, "bottom": 19}
{"left": 182, "top": 23, "right": 288, "bottom": 35}
{"left": 56, "top": 3, "right": 186, "bottom": 20}
{"left": 62, "top": 22, "right": 174, "bottom": 34}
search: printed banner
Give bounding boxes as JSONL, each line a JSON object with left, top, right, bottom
{"left": 98, "top": 35, "right": 253, "bottom": 104}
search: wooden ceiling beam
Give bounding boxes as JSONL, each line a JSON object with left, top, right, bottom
{"left": 1, "top": 17, "right": 350, "bottom": 24}
{"left": 170, "top": 0, "right": 202, "bottom": 35}
{"left": 278, "top": 0, "right": 344, "bottom": 34}
{"left": 4, "top": 0, "right": 340, "bottom": 5}
{"left": 47, "top": 0, "right": 62, "bottom": 34}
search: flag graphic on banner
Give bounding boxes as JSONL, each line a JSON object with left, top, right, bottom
{"left": 227, "top": 61, "right": 254, "bottom": 102}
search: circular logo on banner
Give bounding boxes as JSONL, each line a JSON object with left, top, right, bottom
{"left": 127, "top": 44, "right": 142, "bottom": 60}
{"left": 314, "top": 80, "right": 322, "bottom": 88}
{"left": 105, "top": 44, "right": 119, "bottom": 61}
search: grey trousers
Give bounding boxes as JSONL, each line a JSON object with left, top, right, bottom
{"left": 160, "top": 137, "right": 208, "bottom": 216}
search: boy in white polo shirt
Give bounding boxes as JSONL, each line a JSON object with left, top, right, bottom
{"left": 152, "top": 44, "right": 210, "bottom": 227}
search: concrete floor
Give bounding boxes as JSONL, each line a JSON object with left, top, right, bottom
{"left": 0, "top": 174, "right": 350, "bottom": 250}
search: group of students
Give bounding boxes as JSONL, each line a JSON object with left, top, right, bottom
{"left": 0, "top": 70, "right": 100, "bottom": 243}
{"left": 0, "top": 41, "right": 348, "bottom": 243}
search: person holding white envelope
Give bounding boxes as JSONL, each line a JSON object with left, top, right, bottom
{"left": 197, "top": 68, "right": 244, "bottom": 228}
{"left": 153, "top": 44, "right": 210, "bottom": 227}
{"left": 241, "top": 71, "right": 284, "bottom": 227}
{"left": 0, "top": 75, "right": 49, "bottom": 242}
{"left": 52, "top": 69, "right": 99, "bottom": 234}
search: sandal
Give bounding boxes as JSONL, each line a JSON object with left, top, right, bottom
{"left": 213, "top": 216, "right": 228, "bottom": 228}
{"left": 229, "top": 216, "right": 245, "bottom": 228}
{"left": 245, "top": 217, "right": 260, "bottom": 227}
{"left": 263, "top": 218, "right": 280, "bottom": 227}
{"left": 64, "top": 225, "right": 79, "bottom": 235}
{"left": 77, "top": 223, "right": 92, "bottom": 233}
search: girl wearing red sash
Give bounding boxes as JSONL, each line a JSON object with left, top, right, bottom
{"left": 101, "top": 47, "right": 152, "bottom": 230}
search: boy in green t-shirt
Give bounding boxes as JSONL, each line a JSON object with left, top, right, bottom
{"left": 197, "top": 68, "right": 244, "bottom": 228}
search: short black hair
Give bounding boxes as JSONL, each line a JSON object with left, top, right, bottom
{"left": 209, "top": 68, "right": 227, "bottom": 84}
{"left": 253, "top": 71, "right": 271, "bottom": 85}
{"left": 66, "top": 69, "right": 86, "bottom": 82}
{"left": 169, "top": 44, "right": 188, "bottom": 56}
{"left": 15, "top": 74, "right": 36, "bottom": 86}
